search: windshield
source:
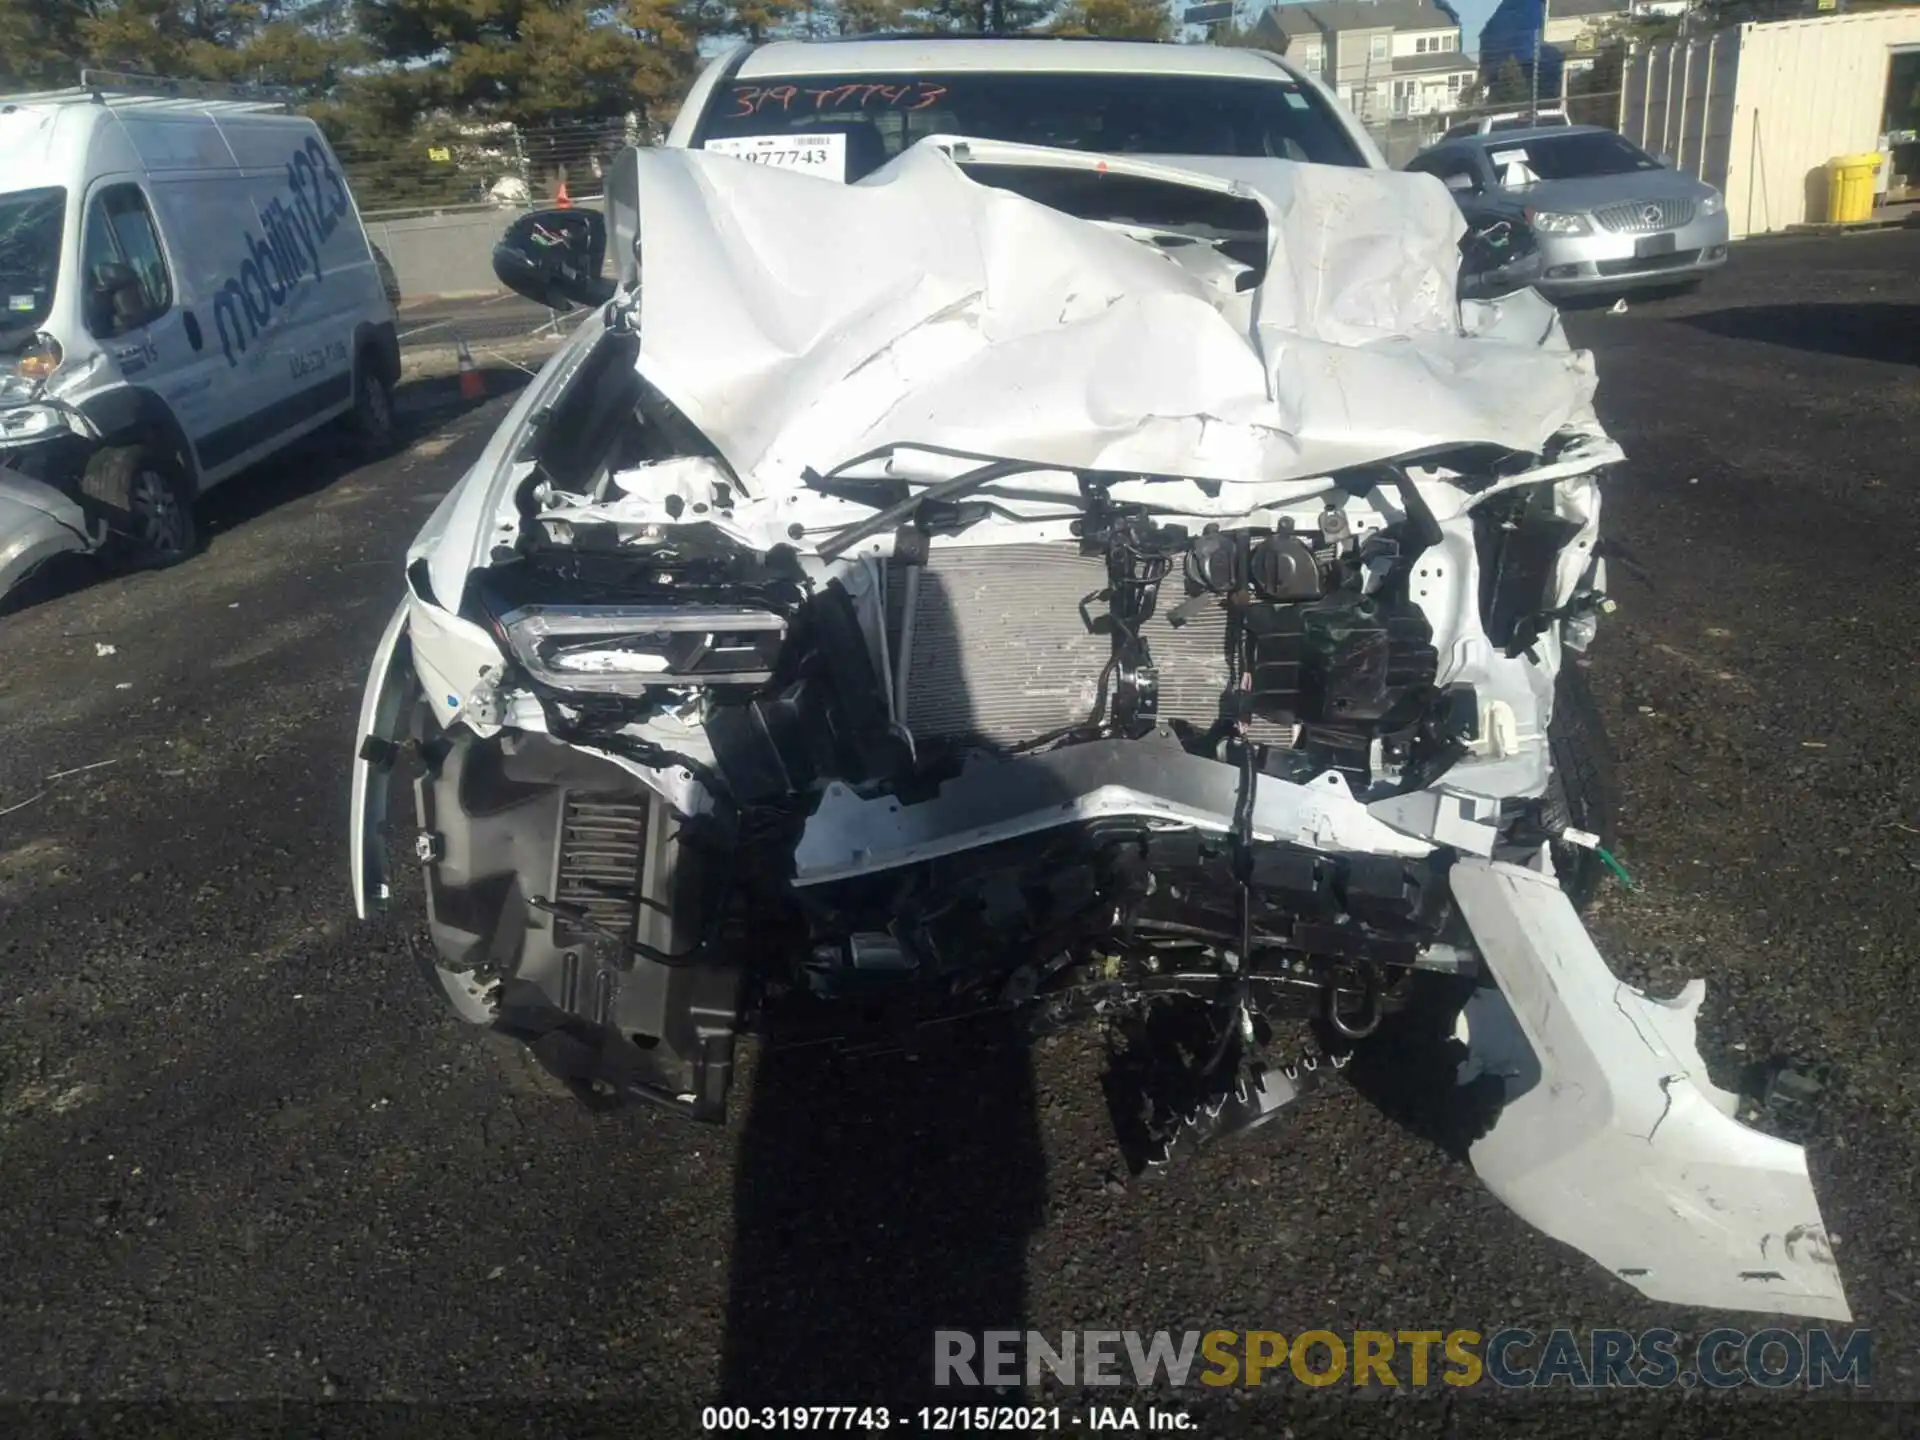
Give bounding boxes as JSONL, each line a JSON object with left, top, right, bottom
{"left": 1491, "top": 132, "right": 1661, "bottom": 180}
{"left": 0, "top": 187, "right": 66, "bottom": 353}
{"left": 698, "top": 71, "right": 1368, "bottom": 180}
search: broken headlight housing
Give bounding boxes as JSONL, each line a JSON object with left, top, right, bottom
{"left": 498, "top": 604, "right": 786, "bottom": 694}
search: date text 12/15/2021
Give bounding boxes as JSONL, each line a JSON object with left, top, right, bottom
{"left": 701, "top": 1407, "right": 1195, "bottom": 1431}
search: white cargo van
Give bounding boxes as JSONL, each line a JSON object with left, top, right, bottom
{"left": 0, "top": 74, "right": 398, "bottom": 601}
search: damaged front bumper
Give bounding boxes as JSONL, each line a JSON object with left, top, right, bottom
{"left": 1453, "top": 860, "right": 1850, "bottom": 1320}
{"left": 350, "top": 589, "right": 1851, "bottom": 1320}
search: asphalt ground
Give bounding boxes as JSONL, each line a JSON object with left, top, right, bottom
{"left": 1, "top": 232, "right": 1918, "bottom": 1435}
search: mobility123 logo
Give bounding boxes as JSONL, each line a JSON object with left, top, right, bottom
{"left": 934, "top": 1328, "right": 1873, "bottom": 1390}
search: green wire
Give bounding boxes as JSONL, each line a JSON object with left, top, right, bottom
{"left": 1596, "top": 845, "right": 1638, "bottom": 892}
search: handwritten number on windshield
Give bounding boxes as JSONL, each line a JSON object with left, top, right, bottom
{"left": 727, "top": 81, "right": 948, "bottom": 118}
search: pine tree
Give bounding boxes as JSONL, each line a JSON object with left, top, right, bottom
{"left": 1486, "top": 56, "right": 1530, "bottom": 105}
{"left": 1051, "top": 0, "right": 1168, "bottom": 39}
{"left": 917, "top": 0, "right": 1051, "bottom": 34}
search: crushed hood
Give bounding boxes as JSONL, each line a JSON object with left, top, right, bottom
{"left": 628, "top": 138, "right": 1604, "bottom": 496}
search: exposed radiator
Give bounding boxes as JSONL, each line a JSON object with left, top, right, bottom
{"left": 885, "top": 544, "right": 1291, "bottom": 747}
{"left": 552, "top": 795, "right": 650, "bottom": 943}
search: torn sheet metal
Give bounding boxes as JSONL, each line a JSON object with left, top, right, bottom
{"left": 626, "top": 139, "right": 1602, "bottom": 497}
{"left": 1452, "top": 858, "right": 1852, "bottom": 1321}
{"left": 794, "top": 739, "right": 1435, "bottom": 886}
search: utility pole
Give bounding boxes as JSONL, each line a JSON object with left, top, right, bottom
{"left": 1530, "top": 0, "right": 1547, "bottom": 117}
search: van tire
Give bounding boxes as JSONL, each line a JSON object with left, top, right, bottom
{"left": 80, "top": 445, "right": 198, "bottom": 571}
{"left": 344, "top": 360, "right": 397, "bottom": 459}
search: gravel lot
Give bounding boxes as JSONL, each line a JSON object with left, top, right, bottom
{"left": 2, "top": 233, "right": 1917, "bottom": 1435}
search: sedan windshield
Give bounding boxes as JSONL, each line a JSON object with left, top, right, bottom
{"left": 1490, "top": 132, "right": 1661, "bottom": 180}
{"left": 0, "top": 187, "right": 66, "bottom": 350}
{"left": 698, "top": 71, "right": 1368, "bottom": 179}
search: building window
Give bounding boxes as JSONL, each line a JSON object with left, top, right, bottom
{"left": 1443, "top": 32, "right": 1455, "bottom": 48}
{"left": 1371, "top": 33, "right": 1389, "bottom": 60}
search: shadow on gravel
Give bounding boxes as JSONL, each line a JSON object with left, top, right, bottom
{"left": 0, "top": 368, "right": 521, "bottom": 620}
{"left": 194, "top": 367, "right": 522, "bottom": 540}
{"left": 1678, "top": 302, "right": 1920, "bottom": 365}
{"left": 720, "top": 1019, "right": 1045, "bottom": 1408}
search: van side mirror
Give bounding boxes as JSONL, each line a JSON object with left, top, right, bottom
{"left": 492, "top": 207, "right": 615, "bottom": 311}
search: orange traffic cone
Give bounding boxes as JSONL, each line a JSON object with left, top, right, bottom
{"left": 456, "top": 335, "right": 485, "bottom": 400}
{"left": 555, "top": 179, "right": 572, "bottom": 209}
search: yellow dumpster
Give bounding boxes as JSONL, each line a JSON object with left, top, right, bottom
{"left": 1825, "top": 152, "right": 1882, "bottom": 224}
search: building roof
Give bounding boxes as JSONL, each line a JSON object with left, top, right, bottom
{"left": 1391, "top": 49, "right": 1478, "bottom": 74}
{"left": 1256, "top": 0, "right": 1461, "bottom": 39}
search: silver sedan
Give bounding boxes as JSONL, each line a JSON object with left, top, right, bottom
{"left": 1408, "top": 125, "right": 1731, "bottom": 298}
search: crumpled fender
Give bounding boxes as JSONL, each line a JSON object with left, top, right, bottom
{"left": 349, "top": 599, "right": 413, "bottom": 920}
{"left": 0, "top": 468, "right": 92, "bottom": 602}
{"left": 1453, "top": 857, "right": 1851, "bottom": 1321}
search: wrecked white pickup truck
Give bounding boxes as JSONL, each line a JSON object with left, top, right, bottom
{"left": 350, "top": 40, "right": 1848, "bottom": 1323}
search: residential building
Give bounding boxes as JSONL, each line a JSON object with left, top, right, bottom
{"left": 1253, "top": 0, "right": 1478, "bottom": 119}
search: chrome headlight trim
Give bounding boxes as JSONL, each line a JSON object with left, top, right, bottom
{"left": 499, "top": 603, "right": 787, "bottom": 693}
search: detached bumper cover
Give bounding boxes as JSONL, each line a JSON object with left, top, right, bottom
{"left": 350, "top": 599, "right": 413, "bottom": 920}
{"left": 0, "top": 470, "right": 91, "bottom": 602}
{"left": 1453, "top": 858, "right": 1851, "bottom": 1321}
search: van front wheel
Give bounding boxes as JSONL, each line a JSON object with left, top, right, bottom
{"left": 344, "top": 361, "right": 397, "bottom": 459}
{"left": 80, "top": 445, "right": 199, "bottom": 571}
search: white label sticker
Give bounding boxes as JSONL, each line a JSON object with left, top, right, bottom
{"left": 8, "top": 294, "right": 34, "bottom": 312}
{"left": 704, "top": 133, "right": 849, "bottom": 182}
{"left": 1490, "top": 148, "right": 1530, "bottom": 166}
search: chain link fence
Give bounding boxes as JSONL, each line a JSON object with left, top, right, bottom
{"left": 335, "top": 88, "right": 1632, "bottom": 218}
{"left": 346, "top": 87, "right": 1633, "bottom": 301}
{"left": 337, "top": 116, "right": 651, "bottom": 219}
{"left": 1360, "top": 89, "right": 1628, "bottom": 168}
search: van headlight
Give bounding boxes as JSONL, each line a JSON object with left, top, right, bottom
{"left": 499, "top": 604, "right": 786, "bottom": 693}
{"left": 0, "top": 403, "right": 71, "bottom": 441}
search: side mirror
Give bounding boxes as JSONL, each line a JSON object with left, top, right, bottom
{"left": 1457, "top": 217, "right": 1541, "bottom": 300}
{"left": 492, "top": 207, "right": 615, "bottom": 311}
{"left": 88, "top": 261, "right": 150, "bottom": 336}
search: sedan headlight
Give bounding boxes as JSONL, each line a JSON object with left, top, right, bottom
{"left": 500, "top": 604, "right": 786, "bottom": 694}
{"left": 1701, "top": 191, "right": 1724, "bottom": 216}
{"left": 1526, "top": 209, "right": 1592, "bottom": 235}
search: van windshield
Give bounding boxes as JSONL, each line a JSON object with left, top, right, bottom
{"left": 698, "top": 72, "right": 1368, "bottom": 180}
{"left": 0, "top": 187, "right": 66, "bottom": 351}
